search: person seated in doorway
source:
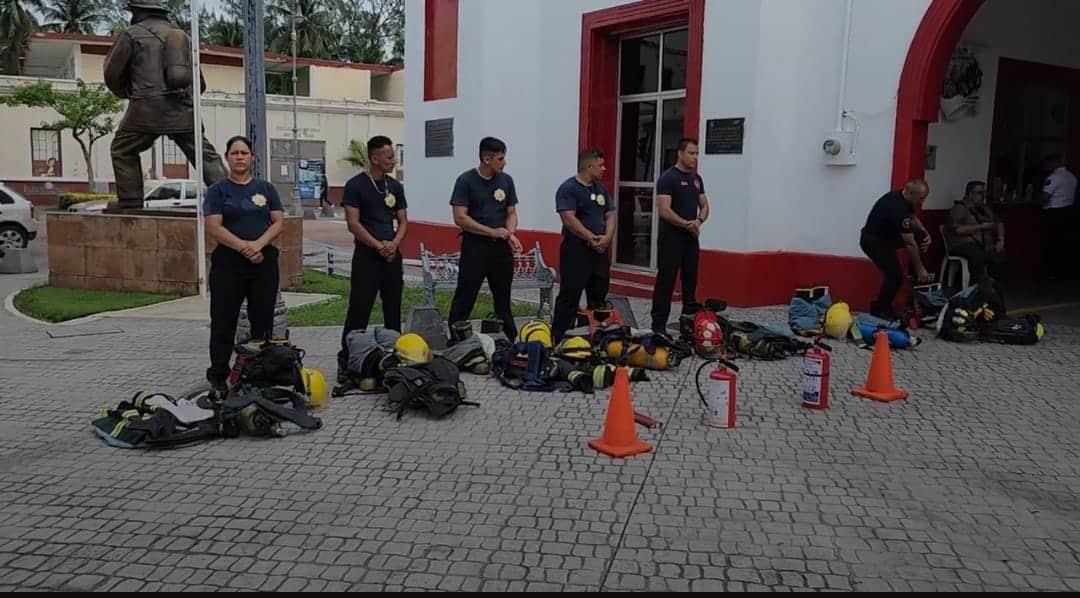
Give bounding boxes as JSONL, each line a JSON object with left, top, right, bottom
{"left": 948, "top": 180, "right": 1005, "bottom": 286}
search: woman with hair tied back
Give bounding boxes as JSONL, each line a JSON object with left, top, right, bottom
{"left": 202, "top": 135, "right": 285, "bottom": 395}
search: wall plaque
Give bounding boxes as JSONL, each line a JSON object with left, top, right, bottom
{"left": 705, "top": 118, "right": 745, "bottom": 155}
{"left": 425, "top": 118, "right": 454, "bottom": 158}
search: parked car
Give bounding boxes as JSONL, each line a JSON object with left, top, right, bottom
{"left": 144, "top": 179, "right": 204, "bottom": 209}
{"left": 67, "top": 179, "right": 206, "bottom": 213}
{"left": 0, "top": 183, "right": 39, "bottom": 249}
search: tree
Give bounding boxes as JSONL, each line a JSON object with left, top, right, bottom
{"left": 333, "top": 0, "right": 402, "bottom": 65}
{"left": 39, "top": 0, "right": 110, "bottom": 34}
{"left": 267, "top": 0, "right": 336, "bottom": 60}
{"left": 344, "top": 138, "right": 367, "bottom": 169}
{"left": 0, "top": 80, "right": 122, "bottom": 188}
{"left": 203, "top": 0, "right": 242, "bottom": 47}
{"left": 0, "top": 0, "right": 40, "bottom": 75}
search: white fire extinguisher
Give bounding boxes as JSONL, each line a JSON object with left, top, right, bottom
{"left": 801, "top": 339, "right": 832, "bottom": 410}
{"left": 696, "top": 358, "right": 740, "bottom": 428}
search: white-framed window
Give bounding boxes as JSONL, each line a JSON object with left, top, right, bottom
{"left": 31, "top": 128, "right": 62, "bottom": 178}
{"left": 613, "top": 28, "right": 688, "bottom": 270}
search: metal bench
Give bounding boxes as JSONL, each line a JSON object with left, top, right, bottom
{"left": 420, "top": 241, "right": 556, "bottom": 317}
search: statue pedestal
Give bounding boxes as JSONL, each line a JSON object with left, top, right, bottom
{"left": 46, "top": 211, "right": 303, "bottom": 295}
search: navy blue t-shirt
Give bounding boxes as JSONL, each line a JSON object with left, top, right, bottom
{"left": 657, "top": 167, "right": 705, "bottom": 235}
{"left": 555, "top": 176, "right": 613, "bottom": 238}
{"left": 450, "top": 169, "right": 519, "bottom": 229}
{"left": 203, "top": 178, "right": 283, "bottom": 241}
{"left": 342, "top": 172, "right": 407, "bottom": 243}
{"left": 863, "top": 190, "right": 914, "bottom": 248}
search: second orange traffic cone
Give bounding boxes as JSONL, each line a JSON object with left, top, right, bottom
{"left": 851, "top": 330, "right": 908, "bottom": 402}
{"left": 589, "top": 367, "right": 653, "bottom": 458}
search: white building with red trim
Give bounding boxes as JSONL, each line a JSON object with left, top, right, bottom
{"left": 404, "top": 0, "right": 1078, "bottom": 309}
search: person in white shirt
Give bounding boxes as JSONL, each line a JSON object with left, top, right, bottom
{"left": 1041, "top": 155, "right": 1078, "bottom": 280}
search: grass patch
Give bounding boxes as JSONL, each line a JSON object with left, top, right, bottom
{"left": 13, "top": 286, "right": 179, "bottom": 323}
{"left": 287, "top": 268, "right": 538, "bottom": 327}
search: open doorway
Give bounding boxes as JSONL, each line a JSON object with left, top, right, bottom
{"left": 905, "top": 0, "right": 1080, "bottom": 323}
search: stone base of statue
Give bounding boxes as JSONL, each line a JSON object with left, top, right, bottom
{"left": 47, "top": 211, "right": 303, "bottom": 295}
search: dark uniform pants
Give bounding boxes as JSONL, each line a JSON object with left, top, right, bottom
{"left": 860, "top": 232, "right": 903, "bottom": 319}
{"left": 651, "top": 231, "right": 699, "bottom": 333}
{"left": 949, "top": 242, "right": 1006, "bottom": 286}
{"left": 338, "top": 246, "right": 404, "bottom": 367}
{"left": 207, "top": 246, "right": 280, "bottom": 384}
{"left": 111, "top": 129, "right": 226, "bottom": 202}
{"left": 552, "top": 236, "right": 610, "bottom": 341}
{"left": 1042, "top": 206, "right": 1075, "bottom": 280}
{"left": 448, "top": 234, "right": 517, "bottom": 341}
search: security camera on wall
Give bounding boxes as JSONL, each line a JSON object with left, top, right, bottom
{"left": 822, "top": 130, "right": 855, "bottom": 166}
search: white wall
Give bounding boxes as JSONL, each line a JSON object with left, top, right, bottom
{"left": 925, "top": 0, "right": 1080, "bottom": 209}
{"left": 405, "top": 0, "right": 934, "bottom": 257}
{"left": 742, "top": 0, "right": 929, "bottom": 255}
{"left": 405, "top": 0, "right": 631, "bottom": 228}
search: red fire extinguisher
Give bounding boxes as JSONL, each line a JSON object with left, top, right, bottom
{"left": 695, "top": 358, "right": 740, "bottom": 428}
{"left": 801, "top": 339, "right": 832, "bottom": 410}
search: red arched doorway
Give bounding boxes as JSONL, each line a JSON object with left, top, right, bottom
{"left": 892, "top": 0, "right": 985, "bottom": 188}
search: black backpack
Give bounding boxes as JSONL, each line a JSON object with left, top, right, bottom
{"left": 980, "top": 315, "right": 1045, "bottom": 345}
{"left": 237, "top": 341, "right": 305, "bottom": 390}
{"left": 384, "top": 357, "right": 478, "bottom": 419}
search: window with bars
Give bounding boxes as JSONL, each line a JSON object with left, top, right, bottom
{"left": 162, "top": 138, "right": 189, "bottom": 179}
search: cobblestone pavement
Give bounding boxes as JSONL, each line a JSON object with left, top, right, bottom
{"left": 2, "top": 288, "right": 1080, "bottom": 592}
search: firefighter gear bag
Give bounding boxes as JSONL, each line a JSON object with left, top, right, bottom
{"left": 722, "top": 318, "right": 810, "bottom": 360}
{"left": 383, "top": 356, "right": 478, "bottom": 419}
{"left": 440, "top": 335, "right": 491, "bottom": 375}
{"left": 979, "top": 315, "right": 1045, "bottom": 345}
{"left": 235, "top": 340, "right": 305, "bottom": 390}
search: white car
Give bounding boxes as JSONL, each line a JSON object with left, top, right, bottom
{"left": 0, "top": 183, "right": 39, "bottom": 249}
{"left": 143, "top": 179, "right": 204, "bottom": 209}
{"left": 67, "top": 179, "right": 205, "bottom": 213}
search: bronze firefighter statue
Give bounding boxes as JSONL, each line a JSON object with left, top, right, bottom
{"left": 104, "top": 0, "right": 226, "bottom": 210}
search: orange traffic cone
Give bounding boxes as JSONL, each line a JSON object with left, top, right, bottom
{"left": 589, "top": 367, "right": 653, "bottom": 458}
{"left": 851, "top": 330, "right": 908, "bottom": 402}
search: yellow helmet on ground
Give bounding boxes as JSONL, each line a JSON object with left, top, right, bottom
{"left": 300, "top": 367, "right": 327, "bottom": 408}
{"left": 824, "top": 302, "right": 854, "bottom": 340}
{"left": 394, "top": 333, "right": 432, "bottom": 365}
{"left": 519, "top": 320, "right": 553, "bottom": 348}
{"left": 555, "top": 336, "right": 593, "bottom": 360}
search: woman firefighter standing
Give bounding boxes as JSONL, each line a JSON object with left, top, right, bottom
{"left": 203, "top": 135, "right": 285, "bottom": 393}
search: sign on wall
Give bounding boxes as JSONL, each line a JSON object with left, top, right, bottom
{"left": 298, "top": 158, "right": 326, "bottom": 203}
{"left": 705, "top": 118, "right": 745, "bottom": 155}
{"left": 425, "top": 118, "right": 454, "bottom": 158}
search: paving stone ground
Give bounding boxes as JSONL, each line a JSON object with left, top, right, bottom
{"left": 2, "top": 265, "right": 1080, "bottom": 591}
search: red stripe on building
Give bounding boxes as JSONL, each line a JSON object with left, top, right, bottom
{"left": 424, "top": 0, "right": 459, "bottom": 101}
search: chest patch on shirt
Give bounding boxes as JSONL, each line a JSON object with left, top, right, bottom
{"left": 251, "top": 193, "right": 267, "bottom": 207}
{"left": 493, "top": 188, "right": 506, "bottom": 202}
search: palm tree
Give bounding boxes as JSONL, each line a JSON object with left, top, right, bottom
{"left": 267, "top": 0, "right": 336, "bottom": 60}
{"left": 203, "top": 0, "right": 242, "bottom": 47}
{"left": 204, "top": 14, "right": 242, "bottom": 47}
{"left": 39, "top": 0, "right": 111, "bottom": 35}
{"left": 0, "top": 0, "right": 39, "bottom": 75}
{"left": 344, "top": 138, "right": 367, "bottom": 169}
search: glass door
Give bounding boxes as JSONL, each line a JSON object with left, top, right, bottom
{"left": 614, "top": 29, "right": 687, "bottom": 270}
